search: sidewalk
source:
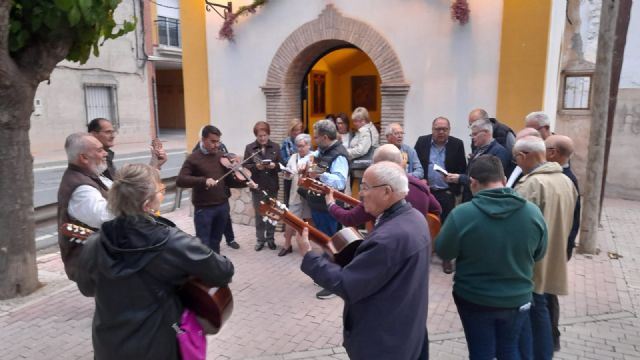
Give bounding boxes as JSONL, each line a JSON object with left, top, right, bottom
{"left": 1, "top": 197, "right": 639, "bottom": 359}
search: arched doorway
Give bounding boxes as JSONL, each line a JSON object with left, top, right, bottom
{"left": 262, "top": 4, "right": 409, "bottom": 142}
{"left": 302, "top": 47, "right": 382, "bottom": 135}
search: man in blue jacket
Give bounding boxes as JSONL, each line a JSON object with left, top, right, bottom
{"left": 436, "top": 155, "right": 548, "bottom": 359}
{"left": 296, "top": 162, "right": 430, "bottom": 359}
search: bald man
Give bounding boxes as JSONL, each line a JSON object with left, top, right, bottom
{"left": 468, "top": 108, "right": 516, "bottom": 153}
{"left": 544, "top": 134, "right": 581, "bottom": 351}
{"left": 506, "top": 128, "right": 542, "bottom": 187}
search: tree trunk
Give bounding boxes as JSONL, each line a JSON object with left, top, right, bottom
{"left": 0, "top": 82, "right": 40, "bottom": 299}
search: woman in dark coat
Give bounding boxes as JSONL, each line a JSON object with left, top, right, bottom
{"left": 76, "top": 164, "right": 234, "bottom": 359}
{"left": 243, "top": 121, "right": 281, "bottom": 251}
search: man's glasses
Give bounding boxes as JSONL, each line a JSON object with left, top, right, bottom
{"left": 360, "top": 183, "right": 390, "bottom": 192}
{"left": 433, "top": 127, "right": 450, "bottom": 132}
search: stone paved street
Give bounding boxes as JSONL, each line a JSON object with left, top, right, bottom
{"left": 1, "top": 198, "right": 640, "bottom": 359}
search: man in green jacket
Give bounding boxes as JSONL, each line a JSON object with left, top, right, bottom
{"left": 436, "top": 155, "right": 547, "bottom": 359}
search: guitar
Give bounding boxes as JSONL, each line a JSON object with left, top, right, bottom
{"left": 298, "top": 177, "right": 360, "bottom": 207}
{"left": 59, "top": 223, "right": 233, "bottom": 334}
{"left": 258, "top": 197, "right": 363, "bottom": 267}
{"left": 298, "top": 177, "right": 442, "bottom": 238}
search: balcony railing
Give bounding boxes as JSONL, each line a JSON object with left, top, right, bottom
{"left": 156, "top": 16, "right": 181, "bottom": 48}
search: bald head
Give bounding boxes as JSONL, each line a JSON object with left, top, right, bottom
{"left": 372, "top": 144, "right": 403, "bottom": 165}
{"left": 545, "top": 134, "right": 574, "bottom": 166}
{"left": 468, "top": 108, "right": 489, "bottom": 125}
{"left": 516, "top": 127, "right": 541, "bottom": 140}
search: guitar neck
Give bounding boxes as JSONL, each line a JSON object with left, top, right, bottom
{"left": 332, "top": 191, "right": 360, "bottom": 207}
{"left": 280, "top": 211, "right": 332, "bottom": 247}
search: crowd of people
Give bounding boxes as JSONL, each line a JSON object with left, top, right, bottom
{"left": 55, "top": 106, "right": 581, "bottom": 359}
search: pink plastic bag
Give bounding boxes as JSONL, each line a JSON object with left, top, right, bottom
{"left": 174, "top": 309, "right": 207, "bottom": 360}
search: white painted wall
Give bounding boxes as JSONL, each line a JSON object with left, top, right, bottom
{"left": 157, "top": 0, "right": 180, "bottom": 19}
{"left": 29, "top": 0, "right": 152, "bottom": 157}
{"left": 204, "top": 0, "right": 504, "bottom": 154}
{"left": 620, "top": 2, "right": 640, "bottom": 89}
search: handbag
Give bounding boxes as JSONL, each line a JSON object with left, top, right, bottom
{"left": 173, "top": 309, "right": 207, "bottom": 360}
{"left": 350, "top": 127, "right": 377, "bottom": 170}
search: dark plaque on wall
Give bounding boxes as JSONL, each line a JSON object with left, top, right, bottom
{"left": 351, "top": 76, "right": 377, "bottom": 111}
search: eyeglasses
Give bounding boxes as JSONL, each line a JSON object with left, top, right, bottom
{"left": 360, "top": 183, "right": 390, "bottom": 192}
{"left": 433, "top": 127, "right": 450, "bottom": 132}
{"left": 470, "top": 130, "right": 487, "bottom": 138}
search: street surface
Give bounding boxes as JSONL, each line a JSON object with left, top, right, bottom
{"left": 1, "top": 198, "right": 639, "bottom": 359}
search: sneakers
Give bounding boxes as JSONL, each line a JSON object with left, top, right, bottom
{"left": 227, "top": 241, "right": 240, "bottom": 249}
{"left": 316, "top": 288, "right": 336, "bottom": 300}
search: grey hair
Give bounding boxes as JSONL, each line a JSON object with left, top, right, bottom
{"left": 471, "top": 108, "right": 490, "bottom": 121}
{"left": 525, "top": 111, "right": 550, "bottom": 127}
{"left": 65, "top": 132, "right": 92, "bottom": 162}
{"left": 373, "top": 144, "right": 402, "bottom": 164}
{"left": 352, "top": 107, "right": 370, "bottom": 122}
{"left": 108, "top": 164, "right": 161, "bottom": 217}
{"left": 471, "top": 119, "right": 493, "bottom": 135}
{"left": 514, "top": 136, "right": 546, "bottom": 154}
{"left": 383, "top": 123, "right": 402, "bottom": 136}
{"left": 313, "top": 119, "right": 338, "bottom": 140}
{"left": 294, "top": 133, "right": 311, "bottom": 145}
{"left": 367, "top": 161, "right": 409, "bottom": 196}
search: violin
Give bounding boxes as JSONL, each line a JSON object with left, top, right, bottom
{"left": 217, "top": 153, "right": 259, "bottom": 189}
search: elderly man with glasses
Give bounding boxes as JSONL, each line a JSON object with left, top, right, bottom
{"left": 384, "top": 123, "right": 423, "bottom": 179}
{"left": 446, "top": 119, "right": 512, "bottom": 202}
{"left": 296, "top": 162, "right": 431, "bottom": 360}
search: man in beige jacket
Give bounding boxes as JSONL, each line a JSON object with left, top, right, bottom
{"left": 513, "top": 136, "right": 578, "bottom": 359}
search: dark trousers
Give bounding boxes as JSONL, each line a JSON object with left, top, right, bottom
{"left": 251, "top": 191, "right": 275, "bottom": 244}
{"left": 519, "top": 293, "right": 553, "bottom": 360}
{"left": 545, "top": 294, "right": 560, "bottom": 349}
{"left": 283, "top": 179, "right": 292, "bottom": 207}
{"left": 311, "top": 210, "right": 338, "bottom": 236}
{"left": 455, "top": 295, "right": 530, "bottom": 360}
{"left": 194, "top": 201, "right": 230, "bottom": 253}
{"left": 431, "top": 189, "right": 455, "bottom": 222}
{"left": 223, "top": 213, "right": 235, "bottom": 244}
{"left": 417, "top": 329, "right": 429, "bottom": 360}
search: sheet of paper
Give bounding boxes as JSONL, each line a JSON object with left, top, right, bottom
{"left": 433, "top": 163, "right": 449, "bottom": 176}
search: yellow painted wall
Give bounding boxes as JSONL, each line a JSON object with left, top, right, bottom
{"left": 496, "top": 0, "right": 551, "bottom": 131}
{"left": 333, "top": 61, "right": 381, "bottom": 130}
{"left": 180, "top": 2, "right": 210, "bottom": 150}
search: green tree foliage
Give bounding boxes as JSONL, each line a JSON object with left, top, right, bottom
{"left": 9, "top": 0, "right": 135, "bottom": 64}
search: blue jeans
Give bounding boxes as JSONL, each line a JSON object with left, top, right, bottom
{"left": 311, "top": 210, "right": 338, "bottom": 236}
{"left": 223, "top": 212, "right": 235, "bottom": 244}
{"left": 194, "top": 202, "right": 230, "bottom": 253}
{"left": 519, "top": 293, "right": 553, "bottom": 360}
{"left": 455, "top": 294, "right": 530, "bottom": 360}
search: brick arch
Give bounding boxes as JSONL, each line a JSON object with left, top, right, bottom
{"left": 262, "top": 4, "right": 409, "bottom": 140}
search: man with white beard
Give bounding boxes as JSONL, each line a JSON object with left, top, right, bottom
{"left": 57, "top": 132, "right": 113, "bottom": 281}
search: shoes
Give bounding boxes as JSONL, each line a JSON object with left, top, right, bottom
{"left": 316, "top": 288, "right": 336, "bottom": 300}
{"left": 254, "top": 242, "right": 265, "bottom": 251}
{"left": 267, "top": 240, "right": 277, "bottom": 250}
{"left": 278, "top": 246, "right": 293, "bottom": 257}
{"left": 442, "top": 260, "right": 453, "bottom": 274}
{"left": 227, "top": 241, "right": 240, "bottom": 249}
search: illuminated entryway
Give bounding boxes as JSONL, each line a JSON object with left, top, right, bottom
{"left": 262, "top": 4, "right": 408, "bottom": 140}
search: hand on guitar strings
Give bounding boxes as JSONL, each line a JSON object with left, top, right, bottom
{"left": 295, "top": 227, "right": 313, "bottom": 256}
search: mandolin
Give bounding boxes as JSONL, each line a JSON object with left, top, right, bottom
{"left": 59, "top": 223, "right": 233, "bottom": 334}
{"left": 258, "top": 197, "right": 363, "bottom": 267}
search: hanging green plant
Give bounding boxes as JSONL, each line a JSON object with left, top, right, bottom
{"left": 219, "top": 0, "right": 268, "bottom": 42}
